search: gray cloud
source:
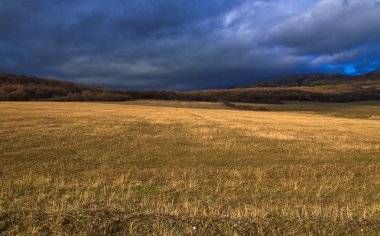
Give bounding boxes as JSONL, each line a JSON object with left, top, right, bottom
{"left": 263, "top": 0, "right": 380, "bottom": 55}
{"left": 0, "top": 0, "right": 379, "bottom": 89}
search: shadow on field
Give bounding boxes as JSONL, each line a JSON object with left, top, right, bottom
{"left": 1, "top": 211, "right": 380, "bottom": 235}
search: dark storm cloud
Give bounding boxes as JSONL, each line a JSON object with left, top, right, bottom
{"left": 0, "top": 0, "right": 380, "bottom": 89}
{"left": 112, "top": 0, "right": 243, "bottom": 37}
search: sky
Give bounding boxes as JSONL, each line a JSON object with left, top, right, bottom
{"left": 1, "top": 0, "right": 380, "bottom": 90}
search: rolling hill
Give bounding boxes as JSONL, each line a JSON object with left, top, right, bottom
{"left": 1, "top": 70, "right": 380, "bottom": 103}
{"left": 243, "top": 69, "right": 380, "bottom": 87}
{"left": 0, "top": 73, "right": 132, "bottom": 101}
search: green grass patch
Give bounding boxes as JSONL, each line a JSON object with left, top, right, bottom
{"left": 352, "top": 156, "right": 375, "bottom": 162}
{"left": 133, "top": 184, "right": 160, "bottom": 195}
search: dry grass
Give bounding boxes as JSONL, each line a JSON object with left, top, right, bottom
{"left": 0, "top": 101, "right": 380, "bottom": 235}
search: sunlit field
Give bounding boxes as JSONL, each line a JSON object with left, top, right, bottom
{"left": 1, "top": 101, "right": 380, "bottom": 235}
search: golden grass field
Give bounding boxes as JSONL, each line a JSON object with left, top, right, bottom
{"left": 1, "top": 101, "right": 380, "bottom": 235}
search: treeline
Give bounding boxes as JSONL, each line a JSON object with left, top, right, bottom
{"left": 0, "top": 84, "right": 132, "bottom": 101}
{"left": 181, "top": 87, "right": 380, "bottom": 103}
{"left": 1, "top": 73, "right": 380, "bottom": 103}
{"left": 126, "top": 87, "right": 380, "bottom": 103}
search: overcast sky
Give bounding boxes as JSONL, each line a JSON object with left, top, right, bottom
{"left": 1, "top": 0, "right": 380, "bottom": 90}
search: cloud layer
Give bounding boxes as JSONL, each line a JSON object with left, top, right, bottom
{"left": 1, "top": 0, "right": 380, "bottom": 89}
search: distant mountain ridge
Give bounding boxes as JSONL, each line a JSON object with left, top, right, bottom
{"left": 243, "top": 69, "right": 380, "bottom": 88}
